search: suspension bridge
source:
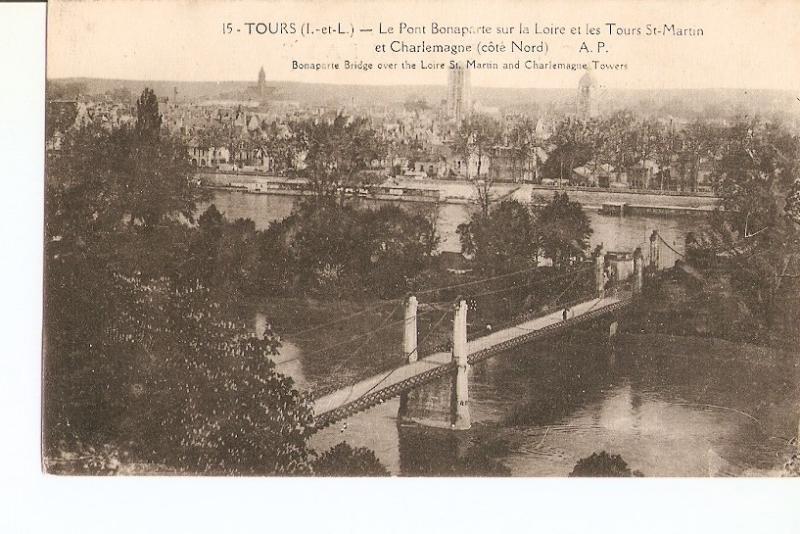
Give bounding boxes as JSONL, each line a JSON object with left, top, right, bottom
{"left": 304, "top": 230, "right": 675, "bottom": 431}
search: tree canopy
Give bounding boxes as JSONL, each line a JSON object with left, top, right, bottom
{"left": 535, "top": 192, "right": 593, "bottom": 268}
{"left": 692, "top": 119, "right": 800, "bottom": 335}
{"left": 569, "top": 451, "right": 644, "bottom": 477}
{"left": 44, "top": 88, "right": 392, "bottom": 475}
{"left": 294, "top": 114, "right": 387, "bottom": 203}
{"left": 457, "top": 199, "right": 539, "bottom": 274}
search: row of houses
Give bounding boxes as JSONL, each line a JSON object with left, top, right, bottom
{"left": 47, "top": 97, "right": 716, "bottom": 192}
{"left": 569, "top": 155, "right": 715, "bottom": 191}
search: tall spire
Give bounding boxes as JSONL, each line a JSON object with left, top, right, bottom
{"left": 257, "top": 66, "right": 267, "bottom": 99}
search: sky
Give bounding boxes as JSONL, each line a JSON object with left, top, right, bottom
{"left": 47, "top": 0, "right": 800, "bottom": 90}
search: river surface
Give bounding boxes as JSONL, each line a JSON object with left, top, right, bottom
{"left": 211, "top": 191, "right": 799, "bottom": 476}
{"left": 308, "top": 335, "right": 798, "bottom": 476}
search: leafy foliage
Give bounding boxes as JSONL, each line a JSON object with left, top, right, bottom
{"left": 294, "top": 114, "right": 387, "bottom": 203}
{"left": 453, "top": 114, "right": 503, "bottom": 214}
{"left": 259, "top": 200, "right": 438, "bottom": 298}
{"left": 693, "top": 119, "right": 800, "bottom": 335}
{"left": 457, "top": 199, "right": 539, "bottom": 274}
{"left": 313, "top": 442, "right": 390, "bottom": 476}
{"left": 135, "top": 87, "right": 163, "bottom": 141}
{"left": 542, "top": 117, "right": 595, "bottom": 183}
{"left": 535, "top": 192, "right": 593, "bottom": 268}
{"left": 43, "top": 88, "right": 320, "bottom": 475}
{"left": 48, "top": 122, "right": 203, "bottom": 232}
{"left": 186, "top": 205, "right": 261, "bottom": 299}
{"left": 784, "top": 451, "right": 800, "bottom": 477}
{"left": 569, "top": 451, "right": 644, "bottom": 477}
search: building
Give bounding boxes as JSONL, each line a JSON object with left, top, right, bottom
{"left": 446, "top": 63, "right": 471, "bottom": 123}
{"left": 577, "top": 68, "right": 598, "bottom": 119}
{"left": 257, "top": 66, "right": 268, "bottom": 98}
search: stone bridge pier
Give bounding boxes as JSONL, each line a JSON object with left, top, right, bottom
{"left": 399, "top": 299, "right": 471, "bottom": 430}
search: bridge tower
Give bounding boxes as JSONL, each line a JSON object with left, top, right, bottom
{"left": 595, "top": 247, "right": 606, "bottom": 298}
{"left": 633, "top": 247, "right": 644, "bottom": 293}
{"left": 649, "top": 230, "right": 661, "bottom": 272}
{"left": 398, "top": 295, "right": 418, "bottom": 418}
{"left": 398, "top": 298, "right": 471, "bottom": 430}
{"left": 404, "top": 295, "right": 418, "bottom": 363}
{"left": 452, "top": 299, "right": 471, "bottom": 430}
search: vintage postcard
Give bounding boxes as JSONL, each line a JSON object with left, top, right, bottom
{"left": 43, "top": 0, "right": 800, "bottom": 477}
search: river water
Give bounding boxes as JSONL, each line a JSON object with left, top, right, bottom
{"left": 210, "top": 190, "right": 799, "bottom": 476}
{"left": 309, "top": 335, "right": 799, "bottom": 476}
{"left": 202, "top": 190, "right": 695, "bottom": 264}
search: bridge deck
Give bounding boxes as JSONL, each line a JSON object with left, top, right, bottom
{"left": 312, "top": 292, "right": 630, "bottom": 427}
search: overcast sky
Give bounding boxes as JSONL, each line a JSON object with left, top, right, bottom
{"left": 47, "top": 0, "right": 800, "bottom": 90}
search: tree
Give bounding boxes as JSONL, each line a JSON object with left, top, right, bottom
{"left": 46, "top": 101, "right": 78, "bottom": 140}
{"left": 135, "top": 87, "right": 163, "bottom": 141}
{"left": 507, "top": 117, "right": 537, "bottom": 182}
{"left": 544, "top": 117, "right": 594, "bottom": 185}
{"left": 43, "top": 89, "right": 321, "bottom": 474}
{"left": 202, "top": 116, "right": 249, "bottom": 169}
{"left": 294, "top": 114, "right": 386, "bottom": 205}
{"left": 453, "top": 114, "right": 503, "bottom": 215}
{"left": 119, "top": 278, "right": 314, "bottom": 474}
{"left": 695, "top": 119, "right": 800, "bottom": 334}
{"left": 457, "top": 199, "right": 539, "bottom": 274}
{"left": 49, "top": 90, "right": 203, "bottom": 234}
{"left": 44, "top": 269, "right": 316, "bottom": 474}
{"left": 358, "top": 205, "right": 439, "bottom": 297}
{"left": 627, "top": 118, "right": 662, "bottom": 189}
{"left": 653, "top": 124, "right": 680, "bottom": 190}
{"left": 785, "top": 451, "right": 800, "bottom": 477}
{"left": 258, "top": 201, "right": 438, "bottom": 298}
{"left": 786, "top": 177, "right": 800, "bottom": 225}
{"left": 313, "top": 442, "right": 389, "bottom": 476}
{"left": 601, "top": 111, "right": 636, "bottom": 185}
{"left": 569, "top": 451, "right": 644, "bottom": 477}
{"left": 535, "top": 192, "right": 593, "bottom": 268}
{"left": 185, "top": 205, "right": 261, "bottom": 298}
{"left": 681, "top": 120, "right": 720, "bottom": 192}
{"left": 257, "top": 120, "right": 300, "bottom": 175}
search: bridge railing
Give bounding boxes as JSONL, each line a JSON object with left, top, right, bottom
{"left": 308, "top": 238, "right": 657, "bottom": 402}
{"left": 463, "top": 263, "right": 596, "bottom": 341}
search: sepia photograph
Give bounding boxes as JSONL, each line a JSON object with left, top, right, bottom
{"left": 39, "top": 0, "right": 800, "bottom": 479}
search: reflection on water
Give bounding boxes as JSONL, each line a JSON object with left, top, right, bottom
{"left": 310, "top": 335, "right": 799, "bottom": 476}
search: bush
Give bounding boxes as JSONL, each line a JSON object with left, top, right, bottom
{"left": 313, "top": 442, "right": 390, "bottom": 476}
{"left": 569, "top": 451, "right": 644, "bottom": 477}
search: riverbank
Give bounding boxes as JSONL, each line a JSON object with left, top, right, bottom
{"left": 198, "top": 171, "right": 721, "bottom": 214}
{"left": 625, "top": 263, "right": 800, "bottom": 355}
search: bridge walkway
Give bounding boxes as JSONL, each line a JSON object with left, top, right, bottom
{"left": 313, "top": 291, "right": 630, "bottom": 427}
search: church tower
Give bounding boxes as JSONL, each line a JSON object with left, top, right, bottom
{"left": 446, "top": 63, "right": 471, "bottom": 123}
{"left": 257, "top": 66, "right": 267, "bottom": 97}
{"left": 577, "top": 67, "right": 598, "bottom": 118}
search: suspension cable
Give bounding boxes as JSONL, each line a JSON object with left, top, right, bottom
{"left": 432, "top": 264, "right": 593, "bottom": 303}
{"left": 341, "top": 304, "right": 456, "bottom": 406}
